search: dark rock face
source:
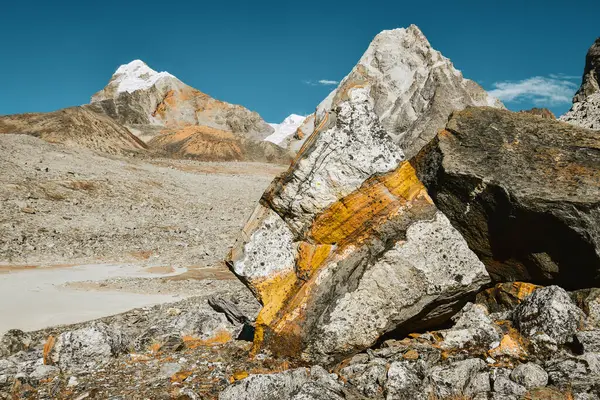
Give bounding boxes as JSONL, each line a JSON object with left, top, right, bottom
{"left": 574, "top": 38, "right": 600, "bottom": 103}
{"left": 413, "top": 107, "right": 600, "bottom": 288}
{"left": 560, "top": 38, "right": 600, "bottom": 130}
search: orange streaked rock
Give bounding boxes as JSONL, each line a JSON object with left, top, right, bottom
{"left": 310, "top": 162, "right": 432, "bottom": 245}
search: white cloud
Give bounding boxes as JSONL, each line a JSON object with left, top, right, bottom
{"left": 303, "top": 79, "right": 339, "bottom": 86}
{"left": 488, "top": 76, "right": 578, "bottom": 106}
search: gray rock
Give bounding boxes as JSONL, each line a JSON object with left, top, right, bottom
{"left": 159, "top": 363, "right": 182, "bottom": 379}
{"left": 50, "top": 322, "right": 128, "bottom": 371}
{"left": 440, "top": 303, "right": 501, "bottom": 350}
{"left": 427, "top": 358, "right": 487, "bottom": 398}
{"left": 513, "top": 286, "right": 585, "bottom": 344}
{"left": 0, "top": 330, "right": 32, "bottom": 358}
{"left": 219, "top": 368, "right": 310, "bottom": 400}
{"left": 492, "top": 368, "right": 526, "bottom": 396}
{"left": 575, "top": 331, "right": 600, "bottom": 353}
{"left": 385, "top": 361, "right": 426, "bottom": 400}
{"left": 545, "top": 353, "right": 600, "bottom": 389}
{"left": 0, "top": 359, "right": 16, "bottom": 388}
{"left": 291, "top": 366, "right": 345, "bottom": 400}
{"left": 510, "top": 362, "right": 548, "bottom": 389}
{"left": 571, "top": 288, "right": 600, "bottom": 329}
{"left": 28, "top": 364, "right": 60, "bottom": 383}
{"left": 339, "top": 360, "right": 387, "bottom": 398}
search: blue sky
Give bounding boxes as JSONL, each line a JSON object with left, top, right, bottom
{"left": 1, "top": 0, "right": 598, "bottom": 122}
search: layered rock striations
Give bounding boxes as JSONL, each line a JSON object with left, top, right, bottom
{"left": 290, "top": 25, "right": 503, "bottom": 158}
{"left": 560, "top": 38, "right": 600, "bottom": 130}
{"left": 228, "top": 87, "right": 490, "bottom": 364}
{"left": 414, "top": 107, "right": 600, "bottom": 288}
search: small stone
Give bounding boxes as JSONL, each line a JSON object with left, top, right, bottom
{"left": 67, "top": 376, "right": 79, "bottom": 387}
{"left": 575, "top": 330, "right": 600, "bottom": 353}
{"left": 510, "top": 363, "right": 548, "bottom": 389}
{"left": 403, "top": 350, "right": 419, "bottom": 360}
{"left": 159, "top": 363, "right": 182, "bottom": 379}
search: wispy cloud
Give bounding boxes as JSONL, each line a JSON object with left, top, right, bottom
{"left": 303, "top": 79, "right": 339, "bottom": 86}
{"left": 488, "top": 75, "right": 578, "bottom": 106}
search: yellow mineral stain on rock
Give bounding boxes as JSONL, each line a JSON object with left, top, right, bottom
{"left": 311, "top": 162, "right": 431, "bottom": 245}
{"left": 296, "top": 242, "right": 333, "bottom": 280}
{"left": 182, "top": 330, "right": 233, "bottom": 349}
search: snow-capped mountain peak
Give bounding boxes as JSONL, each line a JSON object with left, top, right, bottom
{"left": 110, "top": 60, "right": 176, "bottom": 95}
{"left": 265, "top": 114, "right": 307, "bottom": 145}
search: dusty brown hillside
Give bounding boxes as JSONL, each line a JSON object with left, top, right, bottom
{"left": 148, "top": 125, "right": 292, "bottom": 163}
{"left": 0, "top": 106, "right": 147, "bottom": 154}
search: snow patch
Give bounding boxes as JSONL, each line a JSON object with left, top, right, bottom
{"left": 112, "top": 60, "right": 176, "bottom": 95}
{"left": 265, "top": 114, "right": 307, "bottom": 145}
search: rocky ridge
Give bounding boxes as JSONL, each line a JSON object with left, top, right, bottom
{"left": 560, "top": 38, "right": 600, "bottom": 130}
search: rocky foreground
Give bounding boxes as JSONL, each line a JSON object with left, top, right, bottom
{"left": 1, "top": 27, "right": 599, "bottom": 400}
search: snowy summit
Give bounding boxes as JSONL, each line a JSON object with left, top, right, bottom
{"left": 111, "top": 60, "right": 176, "bottom": 95}
{"left": 265, "top": 114, "right": 306, "bottom": 145}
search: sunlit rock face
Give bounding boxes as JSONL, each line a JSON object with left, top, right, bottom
{"left": 290, "top": 25, "right": 503, "bottom": 158}
{"left": 228, "top": 86, "right": 489, "bottom": 364}
{"left": 560, "top": 38, "right": 600, "bottom": 130}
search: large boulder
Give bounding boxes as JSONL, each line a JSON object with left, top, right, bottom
{"left": 560, "top": 38, "right": 600, "bottom": 130}
{"left": 289, "top": 24, "right": 503, "bottom": 157}
{"left": 414, "top": 107, "right": 600, "bottom": 288}
{"left": 512, "top": 286, "right": 585, "bottom": 344}
{"left": 228, "top": 86, "right": 490, "bottom": 364}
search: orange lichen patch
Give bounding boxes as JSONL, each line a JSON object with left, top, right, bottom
{"left": 296, "top": 242, "right": 333, "bottom": 280}
{"left": 489, "top": 328, "right": 528, "bottom": 360}
{"left": 43, "top": 336, "right": 55, "bottom": 365}
{"left": 183, "top": 330, "right": 233, "bottom": 349}
{"left": 230, "top": 370, "right": 249, "bottom": 382}
{"left": 476, "top": 282, "right": 541, "bottom": 312}
{"left": 170, "top": 370, "right": 193, "bottom": 383}
{"left": 149, "top": 341, "right": 163, "bottom": 354}
{"left": 310, "top": 162, "right": 432, "bottom": 245}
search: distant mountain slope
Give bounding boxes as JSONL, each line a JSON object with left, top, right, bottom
{"left": 147, "top": 125, "right": 291, "bottom": 163}
{"left": 89, "top": 60, "right": 273, "bottom": 142}
{"left": 0, "top": 106, "right": 146, "bottom": 154}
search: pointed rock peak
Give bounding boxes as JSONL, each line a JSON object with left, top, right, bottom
{"left": 559, "top": 37, "right": 600, "bottom": 130}
{"left": 307, "top": 25, "right": 503, "bottom": 159}
{"left": 573, "top": 37, "right": 600, "bottom": 102}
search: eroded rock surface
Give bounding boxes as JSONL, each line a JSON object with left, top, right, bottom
{"left": 228, "top": 86, "right": 489, "bottom": 364}
{"left": 414, "top": 107, "right": 600, "bottom": 288}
